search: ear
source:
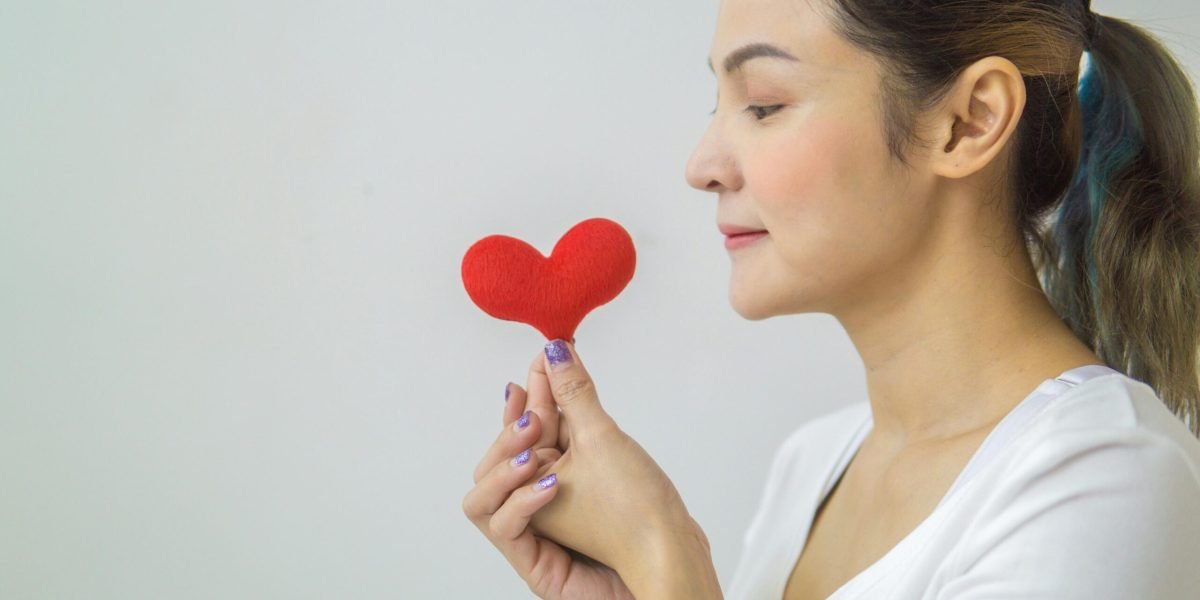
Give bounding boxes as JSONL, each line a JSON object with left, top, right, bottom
{"left": 929, "top": 56, "right": 1026, "bottom": 179}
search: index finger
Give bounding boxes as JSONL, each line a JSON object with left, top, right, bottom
{"left": 525, "top": 347, "right": 560, "bottom": 450}
{"left": 503, "top": 382, "right": 528, "bottom": 428}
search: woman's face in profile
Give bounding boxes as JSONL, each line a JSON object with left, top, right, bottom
{"left": 686, "top": 0, "right": 940, "bottom": 321}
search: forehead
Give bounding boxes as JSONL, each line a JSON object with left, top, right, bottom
{"left": 709, "top": 0, "right": 851, "bottom": 74}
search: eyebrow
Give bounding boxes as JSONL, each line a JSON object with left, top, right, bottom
{"left": 707, "top": 43, "right": 801, "bottom": 74}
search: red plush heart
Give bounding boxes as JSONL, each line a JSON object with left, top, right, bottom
{"left": 461, "top": 218, "right": 636, "bottom": 341}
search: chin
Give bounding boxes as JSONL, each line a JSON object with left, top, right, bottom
{"left": 729, "top": 288, "right": 779, "bottom": 321}
{"left": 727, "top": 252, "right": 833, "bottom": 318}
{"left": 730, "top": 279, "right": 829, "bottom": 319}
{"left": 733, "top": 306, "right": 773, "bottom": 321}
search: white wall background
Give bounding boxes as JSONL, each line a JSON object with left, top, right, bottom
{"left": 2, "top": 1, "right": 1198, "bottom": 598}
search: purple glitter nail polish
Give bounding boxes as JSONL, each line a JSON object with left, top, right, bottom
{"left": 512, "top": 448, "right": 532, "bottom": 467}
{"left": 515, "top": 410, "right": 530, "bottom": 431}
{"left": 504, "top": 383, "right": 510, "bottom": 403}
{"left": 536, "top": 473, "right": 557, "bottom": 491}
{"left": 544, "top": 340, "right": 572, "bottom": 369}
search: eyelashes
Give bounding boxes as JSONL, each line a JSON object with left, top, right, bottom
{"left": 708, "top": 105, "right": 786, "bottom": 120}
{"left": 747, "top": 105, "right": 784, "bottom": 120}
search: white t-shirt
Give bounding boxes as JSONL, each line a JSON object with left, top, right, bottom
{"left": 725, "top": 365, "right": 1200, "bottom": 599}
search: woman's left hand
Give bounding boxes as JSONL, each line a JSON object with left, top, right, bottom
{"left": 511, "top": 339, "right": 721, "bottom": 598}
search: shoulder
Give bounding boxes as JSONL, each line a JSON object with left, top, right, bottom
{"left": 1013, "top": 371, "right": 1200, "bottom": 475}
{"left": 750, "top": 400, "right": 871, "bottom": 504}
{"left": 740, "top": 400, "right": 870, "bottom": 540}
{"left": 936, "top": 374, "right": 1200, "bottom": 596}
{"left": 771, "top": 400, "right": 872, "bottom": 470}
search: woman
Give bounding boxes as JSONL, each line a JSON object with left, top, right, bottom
{"left": 462, "top": 0, "right": 1200, "bottom": 598}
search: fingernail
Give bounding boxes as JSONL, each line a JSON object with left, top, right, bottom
{"left": 544, "top": 339, "right": 572, "bottom": 372}
{"left": 513, "top": 410, "right": 531, "bottom": 432}
{"left": 511, "top": 448, "right": 532, "bottom": 467}
{"left": 535, "top": 473, "right": 557, "bottom": 491}
{"left": 504, "top": 382, "right": 511, "bottom": 403}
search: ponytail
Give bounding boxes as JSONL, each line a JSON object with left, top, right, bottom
{"left": 1039, "top": 14, "right": 1200, "bottom": 436}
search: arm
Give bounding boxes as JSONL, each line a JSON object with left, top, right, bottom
{"left": 621, "top": 516, "right": 723, "bottom": 600}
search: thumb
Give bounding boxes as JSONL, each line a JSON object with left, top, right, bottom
{"left": 541, "top": 339, "right": 616, "bottom": 434}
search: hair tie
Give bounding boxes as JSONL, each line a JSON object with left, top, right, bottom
{"left": 1081, "top": 0, "right": 1101, "bottom": 49}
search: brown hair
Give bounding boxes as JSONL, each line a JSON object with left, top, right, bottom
{"left": 817, "top": 0, "right": 1200, "bottom": 436}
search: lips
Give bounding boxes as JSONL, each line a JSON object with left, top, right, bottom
{"left": 718, "top": 224, "right": 768, "bottom": 236}
{"left": 723, "top": 230, "right": 768, "bottom": 250}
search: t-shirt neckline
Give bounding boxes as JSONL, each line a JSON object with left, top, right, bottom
{"left": 796, "top": 363, "right": 1123, "bottom": 599}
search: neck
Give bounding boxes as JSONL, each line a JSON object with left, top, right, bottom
{"left": 832, "top": 192, "right": 1104, "bottom": 451}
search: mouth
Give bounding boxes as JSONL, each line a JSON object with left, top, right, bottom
{"left": 724, "top": 230, "right": 769, "bottom": 250}
{"left": 718, "top": 224, "right": 768, "bottom": 236}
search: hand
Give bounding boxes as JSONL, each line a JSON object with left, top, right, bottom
{"left": 461, "top": 352, "right": 635, "bottom": 599}
{"left": 520, "top": 343, "right": 705, "bottom": 571}
{"left": 521, "top": 340, "right": 719, "bottom": 599}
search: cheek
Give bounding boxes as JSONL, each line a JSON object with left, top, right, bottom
{"left": 746, "top": 119, "right": 882, "bottom": 247}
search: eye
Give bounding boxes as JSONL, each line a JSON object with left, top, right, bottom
{"left": 707, "top": 104, "right": 785, "bottom": 119}
{"left": 746, "top": 105, "right": 784, "bottom": 120}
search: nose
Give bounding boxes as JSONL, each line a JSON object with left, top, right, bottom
{"left": 684, "top": 121, "right": 741, "bottom": 193}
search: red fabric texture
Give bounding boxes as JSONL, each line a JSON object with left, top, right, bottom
{"left": 461, "top": 218, "right": 636, "bottom": 341}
